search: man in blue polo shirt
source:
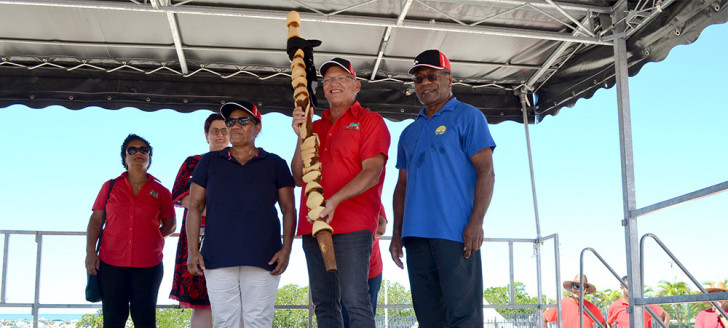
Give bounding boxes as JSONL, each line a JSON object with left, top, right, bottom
{"left": 390, "top": 49, "right": 496, "bottom": 327}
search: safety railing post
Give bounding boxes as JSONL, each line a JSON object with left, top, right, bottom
{"left": 33, "top": 232, "right": 43, "bottom": 328}
{"left": 1, "top": 233, "right": 9, "bottom": 304}
{"left": 554, "top": 234, "right": 563, "bottom": 328}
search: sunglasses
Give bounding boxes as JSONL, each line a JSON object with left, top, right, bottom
{"left": 209, "top": 128, "right": 228, "bottom": 136}
{"left": 225, "top": 117, "right": 258, "bottom": 127}
{"left": 572, "top": 284, "right": 584, "bottom": 290}
{"left": 126, "top": 147, "right": 151, "bottom": 155}
{"left": 413, "top": 72, "right": 447, "bottom": 84}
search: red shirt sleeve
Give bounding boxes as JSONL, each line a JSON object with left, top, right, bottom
{"left": 91, "top": 180, "right": 112, "bottom": 211}
{"left": 607, "top": 302, "right": 619, "bottom": 325}
{"left": 359, "top": 111, "right": 390, "bottom": 162}
{"left": 544, "top": 306, "right": 557, "bottom": 322}
{"left": 649, "top": 304, "right": 665, "bottom": 317}
{"left": 158, "top": 184, "right": 175, "bottom": 219}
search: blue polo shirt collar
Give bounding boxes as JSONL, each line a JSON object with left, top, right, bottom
{"left": 417, "top": 97, "right": 458, "bottom": 119}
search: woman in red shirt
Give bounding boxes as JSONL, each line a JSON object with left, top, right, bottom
{"left": 85, "top": 134, "right": 176, "bottom": 328}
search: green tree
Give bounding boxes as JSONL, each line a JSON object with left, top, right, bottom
{"left": 484, "top": 282, "right": 552, "bottom": 316}
{"left": 76, "top": 309, "right": 192, "bottom": 328}
{"left": 380, "top": 279, "right": 416, "bottom": 318}
{"left": 76, "top": 310, "right": 104, "bottom": 328}
{"left": 587, "top": 288, "right": 622, "bottom": 312}
{"left": 155, "top": 308, "right": 191, "bottom": 327}
{"left": 656, "top": 279, "right": 691, "bottom": 325}
{"left": 274, "top": 283, "right": 311, "bottom": 328}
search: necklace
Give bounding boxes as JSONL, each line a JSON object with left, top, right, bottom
{"left": 233, "top": 147, "right": 257, "bottom": 164}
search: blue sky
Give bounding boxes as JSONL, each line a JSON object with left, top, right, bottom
{"left": 0, "top": 22, "right": 726, "bottom": 315}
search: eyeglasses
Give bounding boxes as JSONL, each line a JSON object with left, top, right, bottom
{"left": 413, "top": 71, "right": 448, "bottom": 84}
{"left": 322, "top": 75, "right": 355, "bottom": 84}
{"left": 225, "top": 117, "right": 258, "bottom": 127}
{"left": 126, "top": 147, "right": 151, "bottom": 155}
{"left": 572, "top": 284, "right": 583, "bottom": 290}
{"left": 209, "top": 128, "right": 228, "bottom": 136}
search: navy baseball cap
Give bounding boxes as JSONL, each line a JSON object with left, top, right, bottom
{"left": 408, "top": 49, "right": 451, "bottom": 74}
{"left": 319, "top": 57, "right": 357, "bottom": 78}
{"left": 219, "top": 101, "right": 262, "bottom": 123}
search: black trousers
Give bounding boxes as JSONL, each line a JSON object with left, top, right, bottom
{"left": 405, "top": 237, "right": 484, "bottom": 328}
{"left": 98, "top": 261, "right": 163, "bottom": 328}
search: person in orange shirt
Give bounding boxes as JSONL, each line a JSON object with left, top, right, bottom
{"left": 695, "top": 282, "right": 728, "bottom": 328}
{"left": 544, "top": 275, "right": 606, "bottom": 328}
{"left": 608, "top": 276, "right": 670, "bottom": 328}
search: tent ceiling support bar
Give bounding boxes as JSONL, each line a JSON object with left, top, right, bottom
{"left": 543, "top": 0, "right": 595, "bottom": 37}
{"left": 370, "top": 0, "right": 413, "bottom": 80}
{"left": 417, "top": 0, "right": 611, "bottom": 13}
{"left": 0, "top": 38, "right": 545, "bottom": 73}
{"left": 625, "top": 0, "right": 677, "bottom": 39}
{"left": 630, "top": 180, "right": 728, "bottom": 218}
{"left": 526, "top": 14, "right": 593, "bottom": 90}
{"left": 151, "top": 0, "right": 188, "bottom": 74}
{"left": 0, "top": 0, "right": 611, "bottom": 45}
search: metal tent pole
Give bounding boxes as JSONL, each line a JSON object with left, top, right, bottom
{"left": 612, "top": 2, "right": 644, "bottom": 328}
{"left": 519, "top": 91, "right": 546, "bottom": 328}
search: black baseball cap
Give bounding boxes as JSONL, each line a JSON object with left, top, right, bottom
{"left": 408, "top": 49, "right": 452, "bottom": 74}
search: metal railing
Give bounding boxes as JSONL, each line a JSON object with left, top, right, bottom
{"left": 0, "top": 229, "right": 563, "bottom": 328}
{"left": 579, "top": 247, "right": 667, "bottom": 328}
{"left": 638, "top": 234, "right": 728, "bottom": 317}
{"left": 575, "top": 233, "right": 728, "bottom": 328}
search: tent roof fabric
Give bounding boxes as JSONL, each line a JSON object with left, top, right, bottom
{"left": 0, "top": 0, "right": 726, "bottom": 123}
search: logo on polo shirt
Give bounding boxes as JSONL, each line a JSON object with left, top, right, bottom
{"left": 346, "top": 122, "right": 360, "bottom": 131}
{"left": 435, "top": 125, "right": 447, "bottom": 135}
{"left": 149, "top": 190, "right": 159, "bottom": 199}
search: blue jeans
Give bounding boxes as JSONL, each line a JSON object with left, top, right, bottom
{"left": 342, "top": 272, "right": 383, "bottom": 328}
{"left": 303, "top": 230, "right": 375, "bottom": 328}
{"left": 405, "top": 237, "right": 483, "bottom": 328}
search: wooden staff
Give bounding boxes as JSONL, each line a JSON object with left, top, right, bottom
{"left": 287, "top": 10, "right": 337, "bottom": 272}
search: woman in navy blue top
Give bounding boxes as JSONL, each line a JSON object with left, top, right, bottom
{"left": 185, "top": 101, "right": 296, "bottom": 328}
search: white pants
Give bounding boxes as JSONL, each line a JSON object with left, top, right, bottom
{"left": 204, "top": 266, "right": 281, "bottom": 328}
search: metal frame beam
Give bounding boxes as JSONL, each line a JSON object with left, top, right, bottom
{"left": 151, "top": 0, "right": 189, "bottom": 74}
{"left": 0, "top": 0, "right": 611, "bottom": 45}
{"left": 370, "top": 0, "right": 413, "bottom": 80}
{"left": 631, "top": 181, "right": 728, "bottom": 218}
{"left": 413, "top": 0, "right": 612, "bottom": 13}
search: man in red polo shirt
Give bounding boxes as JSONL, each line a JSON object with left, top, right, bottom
{"left": 608, "top": 276, "right": 670, "bottom": 328}
{"left": 291, "top": 57, "right": 390, "bottom": 328}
